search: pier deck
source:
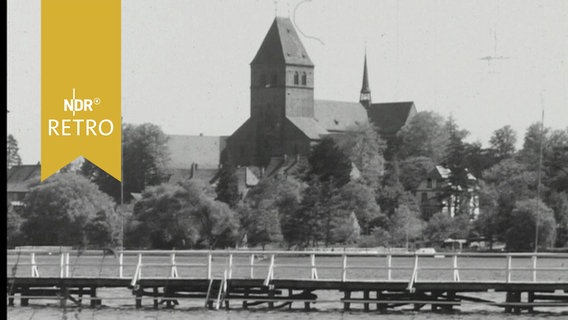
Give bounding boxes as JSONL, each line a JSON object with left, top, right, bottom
{"left": 7, "top": 249, "right": 568, "bottom": 313}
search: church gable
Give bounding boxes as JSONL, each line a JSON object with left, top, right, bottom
{"left": 367, "top": 101, "right": 417, "bottom": 136}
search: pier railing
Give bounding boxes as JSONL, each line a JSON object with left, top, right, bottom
{"left": 7, "top": 249, "right": 568, "bottom": 287}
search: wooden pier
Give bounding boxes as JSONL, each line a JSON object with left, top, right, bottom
{"left": 6, "top": 249, "right": 568, "bottom": 314}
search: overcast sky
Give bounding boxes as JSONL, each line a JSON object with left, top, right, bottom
{"left": 8, "top": 0, "right": 568, "bottom": 164}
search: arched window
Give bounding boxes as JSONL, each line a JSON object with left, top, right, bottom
{"left": 301, "top": 72, "right": 307, "bottom": 85}
{"left": 293, "top": 72, "right": 299, "bottom": 85}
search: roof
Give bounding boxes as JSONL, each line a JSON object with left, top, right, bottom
{"left": 367, "top": 101, "right": 416, "bottom": 135}
{"left": 361, "top": 54, "right": 371, "bottom": 94}
{"left": 166, "top": 135, "right": 227, "bottom": 170}
{"left": 7, "top": 164, "right": 41, "bottom": 193}
{"left": 167, "top": 167, "right": 219, "bottom": 185}
{"left": 314, "top": 100, "right": 369, "bottom": 132}
{"left": 287, "top": 116, "right": 329, "bottom": 139}
{"left": 433, "top": 166, "right": 476, "bottom": 181}
{"left": 251, "top": 17, "right": 313, "bottom": 66}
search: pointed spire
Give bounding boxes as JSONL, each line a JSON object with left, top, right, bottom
{"left": 360, "top": 51, "right": 372, "bottom": 108}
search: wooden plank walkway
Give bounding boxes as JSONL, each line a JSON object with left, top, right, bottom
{"left": 6, "top": 249, "right": 568, "bottom": 313}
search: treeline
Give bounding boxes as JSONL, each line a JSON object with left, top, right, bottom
{"left": 7, "top": 114, "right": 568, "bottom": 251}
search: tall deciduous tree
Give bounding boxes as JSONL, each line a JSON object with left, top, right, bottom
{"left": 128, "top": 180, "right": 239, "bottom": 249}
{"left": 505, "top": 199, "right": 556, "bottom": 251}
{"left": 240, "top": 178, "right": 302, "bottom": 249}
{"left": 388, "top": 205, "right": 424, "bottom": 249}
{"left": 82, "top": 123, "right": 170, "bottom": 203}
{"left": 490, "top": 125, "right": 517, "bottom": 160}
{"left": 20, "top": 173, "right": 119, "bottom": 247}
{"left": 7, "top": 134, "right": 22, "bottom": 172}
{"left": 397, "top": 111, "right": 450, "bottom": 162}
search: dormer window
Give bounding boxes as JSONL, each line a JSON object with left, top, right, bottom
{"left": 294, "top": 72, "right": 299, "bottom": 85}
{"left": 301, "top": 72, "right": 307, "bottom": 85}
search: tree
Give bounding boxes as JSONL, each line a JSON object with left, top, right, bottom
{"left": 398, "top": 156, "right": 436, "bottom": 191}
{"left": 20, "top": 173, "right": 119, "bottom": 248}
{"left": 7, "top": 134, "right": 22, "bottom": 172}
{"left": 240, "top": 178, "right": 302, "bottom": 249}
{"left": 337, "top": 123, "right": 386, "bottom": 189}
{"left": 424, "top": 212, "right": 469, "bottom": 243}
{"left": 128, "top": 180, "right": 239, "bottom": 249}
{"left": 215, "top": 162, "right": 240, "bottom": 208}
{"left": 7, "top": 201, "right": 23, "bottom": 247}
{"left": 442, "top": 117, "right": 475, "bottom": 216}
{"left": 308, "top": 137, "right": 352, "bottom": 188}
{"left": 82, "top": 123, "right": 170, "bottom": 203}
{"left": 490, "top": 125, "right": 517, "bottom": 160}
{"left": 388, "top": 205, "right": 424, "bottom": 249}
{"left": 505, "top": 199, "right": 556, "bottom": 251}
{"left": 328, "top": 181, "right": 383, "bottom": 234}
{"left": 397, "top": 111, "right": 450, "bottom": 162}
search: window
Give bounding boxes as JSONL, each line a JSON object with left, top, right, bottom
{"left": 294, "top": 72, "right": 299, "bottom": 85}
{"left": 421, "top": 192, "right": 428, "bottom": 204}
{"left": 271, "top": 74, "right": 278, "bottom": 86}
{"left": 301, "top": 72, "right": 307, "bottom": 85}
{"left": 427, "top": 178, "right": 432, "bottom": 188}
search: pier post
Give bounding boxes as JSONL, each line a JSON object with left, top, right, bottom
{"left": 343, "top": 290, "right": 351, "bottom": 311}
{"left": 527, "top": 291, "right": 535, "bottom": 313}
{"left": 268, "top": 287, "right": 275, "bottom": 309}
{"left": 59, "top": 287, "right": 68, "bottom": 309}
{"left": 376, "top": 290, "right": 387, "bottom": 312}
{"left": 288, "top": 289, "right": 293, "bottom": 309}
{"left": 207, "top": 253, "right": 212, "bottom": 280}
{"left": 21, "top": 287, "right": 29, "bottom": 306}
{"left": 249, "top": 254, "right": 255, "bottom": 279}
{"left": 364, "top": 290, "right": 370, "bottom": 311}
{"left": 135, "top": 287, "right": 143, "bottom": 309}
{"left": 119, "top": 252, "right": 123, "bottom": 278}
{"left": 153, "top": 287, "right": 159, "bottom": 309}
{"left": 242, "top": 287, "right": 249, "bottom": 309}
{"left": 89, "top": 287, "right": 98, "bottom": 307}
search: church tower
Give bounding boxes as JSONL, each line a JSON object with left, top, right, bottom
{"left": 248, "top": 17, "right": 315, "bottom": 164}
{"left": 359, "top": 53, "right": 372, "bottom": 109}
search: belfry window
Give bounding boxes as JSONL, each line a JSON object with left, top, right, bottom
{"left": 294, "top": 72, "right": 299, "bottom": 85}
{"left": 301, "top": 72, "right": 307, "bottom": 85}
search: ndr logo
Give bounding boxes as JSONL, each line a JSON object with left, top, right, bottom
{"left": 64, "top": 88, "right": 101, "bottom": 116}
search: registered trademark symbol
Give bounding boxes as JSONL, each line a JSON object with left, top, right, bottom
{"left": 93, "top": 97, "right": 101, "bottom": 105}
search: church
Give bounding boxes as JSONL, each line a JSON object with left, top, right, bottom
{"left": 166, "top": 17, "right": 416, "bottom": 188}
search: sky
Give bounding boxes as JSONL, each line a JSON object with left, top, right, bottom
{"left": 7, "top": 0, "right": 568, "bottom": 164}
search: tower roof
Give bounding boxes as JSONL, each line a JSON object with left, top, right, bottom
{"left": 251, "top": 17, "right": 313, "bottom": 66}
{"left": 361, "top": 54, "right": 371, "bottom": 94}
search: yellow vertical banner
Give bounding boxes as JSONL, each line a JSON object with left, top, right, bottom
{"left": 42, "top": 0, "right": 121, "bottom": 181}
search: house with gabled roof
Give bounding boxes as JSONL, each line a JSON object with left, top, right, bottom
{"left": 7, "top": 164, "right": 41, "bottom": 209}
{"left": 415, "top": 165, "right": 479, "bottom": 220}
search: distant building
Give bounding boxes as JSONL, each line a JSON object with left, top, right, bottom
{"left": 7, "top": 164, "right": 41, "bottom": 209}
{"left": 415, "top": 166, "right": 480, "bottom": 219}
{"left": 163, "top": 17, "right": 417, "bottom": 194}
